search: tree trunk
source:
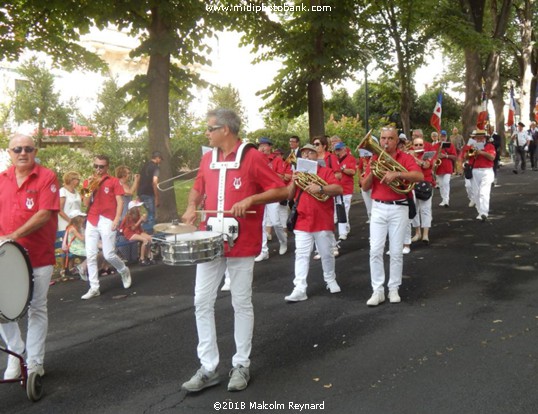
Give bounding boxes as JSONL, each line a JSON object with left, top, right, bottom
{"left": 307, "top": 79, "right": 325, "bottom": 140}
{"left": 462, "top": 49, "right": 483, "bottom": 139}
{"left": 148, "top": 7, "right": 177, "bottom": 222}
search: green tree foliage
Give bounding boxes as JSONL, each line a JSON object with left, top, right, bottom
{"left": 324, "top": 89, "right": 359, "bottom": 121}
{"left": 208, "top": 84, "right": 247, "bottom": 131}
{"left": 325, "top": 115, "right": 365, "bottom": 149}
{"left": 411, "top": 89, "right": 464, "bottom": 135}
{"left": 92, "top": 78, "right": 129, "bottom": 139}
{"left": 13, "top": 57, "right": 72, "bottom": 147}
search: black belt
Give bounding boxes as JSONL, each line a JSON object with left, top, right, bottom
{"left": 373, "top": 199, "right": 408, "bottom": 205}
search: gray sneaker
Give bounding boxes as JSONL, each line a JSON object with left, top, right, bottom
{"left": 121, "top": 267, "right": 132, "bottom": 289}
{"left": 181, "top": 367, "right": 220, "bottom": 392}
{"left": 227, "top": 365, "right": 250, "bottom": 392}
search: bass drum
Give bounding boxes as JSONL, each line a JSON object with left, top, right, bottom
{"left": 0, "top": 240, "right": 33, "bottom": 323}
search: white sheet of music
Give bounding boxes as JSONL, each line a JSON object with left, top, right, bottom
{"left": 296, "top": 158, "right": 318, "bottom": 174}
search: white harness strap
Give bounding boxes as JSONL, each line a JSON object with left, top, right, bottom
{"left": 207, "top": 143, "right": 250, "bottom": 242}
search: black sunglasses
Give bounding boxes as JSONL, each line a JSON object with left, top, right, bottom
{"left": 93, "top": 164, "right": 107, "bottom": 169}
{"left": 11, "top": 146, "right": 35, "bottom": 154}
{"left": 313, "top": 142, "right": 321, "bottom": 146}
{"left": 207, "top": 125, "right": 223, "bottom": 133}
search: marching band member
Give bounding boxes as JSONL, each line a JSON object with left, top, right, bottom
{"left": 255, "top": 137, "right": 290, "bottom": 261}
{"left": 334, "top": 142, "right": 357, "bottom": 241}
{"left": 464, "top": 130, "right": 496, "bottom": 221}
{"left": 433, "top": 130, "right": 457, "bottom": 207}
{"left": 410, "top": 137, "right": 434, "bottom": 244}
{"left": 284, "top": 143, "right": 343, "bottom": 302}
{"left": 460, "top": 134, "right": 477, "bottom": 207}
{"left": 361, "top": 126, "right": 423, "bottom": 306}
{"left": 181, "top": 109, "right": 287, "bottom": 393}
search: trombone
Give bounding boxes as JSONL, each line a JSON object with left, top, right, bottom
{"left": 157, "top": 168, "right": 199, "bottom": 192}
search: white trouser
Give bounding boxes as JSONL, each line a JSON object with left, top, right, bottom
{"left": 293, "top": 230, "right": 336, "bottom": 292}
{"left": 0, "top": 265, "right": 53, "bottom": 365}
{"left": 437, "top": 174, "right": 451, "bottom": 204}
{"left": 85, "top": 216, "right": 127, "bottom": 290}
{"left": 361, "top": 189, "right": 372, "bottom": 219}
{"left": 464, "top": 178, "right": 474, "bottom": 201}
{"left": 412, "top": 197, "right": 433, "bottom": 228}
{"left": 335, "top": 194, "right": 352, "bottom": 237}
{"left": 194, "top": 256, "right": 254, "bottom": 371}
{"left": 404, "top": 221, "right": 412, "bottom": 245}
{"left": 260, "top": 204, "right": 287, "bottom": 254}
{"left": 369, "top": 202, "right": 408, "bottom": 292}
{"left": 471, "top": 168, "right": 494, "bottom": 216}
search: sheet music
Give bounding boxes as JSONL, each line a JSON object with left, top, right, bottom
{"left": 296, "top": 158, "right": 318, "bottom": 174}
{"left": 422, "top": 151, "right": 436, "bottom": 160}
{"left": 359, "top": 149, "right": 373, "bottom": 157}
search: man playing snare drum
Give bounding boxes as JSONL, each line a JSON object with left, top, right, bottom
{"left": 0, "top": 134, "right": 60, "bottom": 379}
{"left": 181, "top": 109, "right": 288, "bottom": 393}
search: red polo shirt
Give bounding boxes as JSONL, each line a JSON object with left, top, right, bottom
{"left": 470, "top": 143, "right": 495, "bottom": 168}
{"left": 336, "top": 153, "right": 357, "bottom": 195}
{"left": 323, "top": 152, "right": 340, "bottom": 173}
{"left": 193, "top": 142, "right": 286, "bottom": 257}
{"left": 0, "top": 164, "right": 60, "bottom": 267}
{"left": 415, "top": 152, "right": 434, "bottom": 184}
{"left": 267, "top": 153, "right": 290, "bottom": 183}
{"left": 86, "top": 174, "right": 124, "bottom": 226}
{"left": 368, "top": 150, "right": 421, "bottom": 201}
{"left": 294, "top": 166, "right": 339, "bottom": 232}
{"left": 433, "top": 142, "right": 457, "bottom": 174}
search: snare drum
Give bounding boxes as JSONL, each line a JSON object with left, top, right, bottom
{"left": 159, "top": 231, "right": 224, "bottom": 266}
{"left": 0, "top": 240, "right": 33, "bottom": 323}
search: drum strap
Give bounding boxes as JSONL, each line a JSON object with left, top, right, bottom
{"left": 208, "top": 143, "right": 254, "bottom": 243}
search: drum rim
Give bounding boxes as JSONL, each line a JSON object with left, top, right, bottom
{"left": 0, "top": 240, "right": 34, "bottom": 322}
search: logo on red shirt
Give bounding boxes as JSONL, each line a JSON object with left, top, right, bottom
{"left": 233, "top": 177, "right": 242, "bottom": 189}
{"left": 26, "top": 198, "right": 34, "bottom": 209}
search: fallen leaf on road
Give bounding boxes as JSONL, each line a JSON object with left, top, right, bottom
{"left": 493, "top": 320, "right": 502, "bottom": 323}
{"left": 323, "top": 384, "right": 332, "bottom": 388}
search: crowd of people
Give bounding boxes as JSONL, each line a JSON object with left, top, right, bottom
{"left": 0, "top": 108, "right": 523, "bottom": 395}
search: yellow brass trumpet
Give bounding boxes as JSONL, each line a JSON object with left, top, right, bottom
{"left": 284, "top": 150, "right": 297, "bottom": 166}
{"left": 467, "top": 148, "right": 478, "bottom": 158}
{"left": 356, "top": 129, "right": 415, "bottom": 195}
{"left": 80, "top": 176, "right": 101, "bottom": 198}
{"left": 294, "top": 171, "right": 330, "bottom": 202}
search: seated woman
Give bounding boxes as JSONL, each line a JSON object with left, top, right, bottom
{"left": 120, "top": 200, "right": 155, "bottom": 266}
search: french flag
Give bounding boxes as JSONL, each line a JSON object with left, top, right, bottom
{"left": 507, "top": 84, "right": 516, "bottom": 127}
{"left": 476, "top": 87, "right": 488, "bottom": 130}
{"left": 430, "top": 92, "right": 442, "bottom": 133}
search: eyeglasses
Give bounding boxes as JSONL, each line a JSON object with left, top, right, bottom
{"left": 11, "top": 146, "right": 35, "bottom": 154}
{"left": 414, "top": 144, "right": 424, "bottom": 146}
{"left": 93, "top": 164, "right": 107, "bottom": 169}
{"left": 206, "top": 125, "right": 223, "bottom": 133}
{"left": 313, "top": 143, "right": 321, "bottom": 146}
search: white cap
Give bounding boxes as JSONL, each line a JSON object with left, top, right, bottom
{"left": 68, "top": 209, "right": 86, "bottom": 219}
{"left": 128, "top": 200, "right": 144, "bottom": 210}
{"left": 399, "top": 133, "right": 407, "bottom": 141}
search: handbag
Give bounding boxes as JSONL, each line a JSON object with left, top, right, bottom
{"left": 286, "top": 190, "right": 304, "bottom": 232}
{"left": 336, "top": 195, "right": 347, "bottom": 223}
{"left": 463, "top": 163, "right": 473, "bottom": 179}
{"left": 414, "top": 181, "right": 433, "bottom": 201}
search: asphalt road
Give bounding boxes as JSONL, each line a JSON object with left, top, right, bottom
{"left": 1, "top": 162, "right": 538, "bottom": 414}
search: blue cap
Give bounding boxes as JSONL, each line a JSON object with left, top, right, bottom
{"left": 259, "top": 137, "right": 273, "bottom": 145}
{"left": 441, "top": 130, "right": 447, "bottom": 135}
{"left": 334, "top": 142, "right": 346, "bottom": 150}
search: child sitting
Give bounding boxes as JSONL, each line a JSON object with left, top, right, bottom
{"left": 120, "top": 200, "right": 154, "bottom": 266}
{"left": 63, "top": 210, "right": 110, "bottom": 279}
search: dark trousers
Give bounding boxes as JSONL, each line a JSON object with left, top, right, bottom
{"left": 514, "top": 146, "right": 527, "bottom": 171}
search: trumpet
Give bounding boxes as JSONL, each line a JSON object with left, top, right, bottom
{"left": 356, "top": 129, "right": 415, "bottom": 195}
{"left": 467, "top": 148, "right": 478, "bottom": 158}
{"left": 294, "top": 171, "right": 330, "bottom": 202}
{"left": 284, "top": 150, "right": 297, "bottom": 166}
{"left": 80, "top": 176, "right": 101, "bottom": 198}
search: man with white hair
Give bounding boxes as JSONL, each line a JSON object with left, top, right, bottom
{"left": 0, "top": 134, "right": 60, "bottom": 379}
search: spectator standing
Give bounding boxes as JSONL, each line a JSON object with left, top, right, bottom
{"left": 58, "top": 171, "right": 82, "bottom": 231}
{"left": 116, "top": 165, "right": 140, "bottom": 221}
{"left": 138, "top": 151, "right": 163, "bottom": 233}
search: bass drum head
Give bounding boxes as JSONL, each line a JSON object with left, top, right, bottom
{"left": 0, "top": 241, "right": 33, "bottom": 322}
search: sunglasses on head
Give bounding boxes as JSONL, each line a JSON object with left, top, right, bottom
{"left": 11, "top": 146, "right": 35, "bottom": 154}
{"left": 93, "top": 164, "right": 107, "bottom": 169}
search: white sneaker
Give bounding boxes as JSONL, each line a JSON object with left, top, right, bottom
{"left": 4, "top": 354, "right": 22, "bottom": 380}
{"left": 285, "top": 288, "right": 308, "bottom": 302}
{"left": 313, "top": 253, "right": 321, "bottom": 260}
{"left": 27, "top": 361, "right": 45, "bottom": 377}
{"left": 366, "top": 291, "right": 385, "bottom": 306}
{"left": 332, "top": 248, "right": 339, "bottom": 257}
{"left": 279, "top": 243, "right": 288, "bottom": 255}
{"left": 81, "top": 288, "right": 100, "bottom": 300}
{"left": 254, "top": 252, "right": 269, "bottom": 262}
{"left": 388, "top": 290, "right": 401, "bottom": 303}
{"left": 338, "top": 234, "right": 347, "bottom": 241}
{"left": 221, "top": 281, "right": 230, "bottom": 291}
{"left": 468, "top": 200, "right": 475, "bottom": 207}
{"left": 121, "top": 267, "right": 132, "bottom": 288}
{"left": 326, "top": 280, "right": 341, "bottom": 294}
{"left": 402, "top": 246, "right": 411, "bottom": 254}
